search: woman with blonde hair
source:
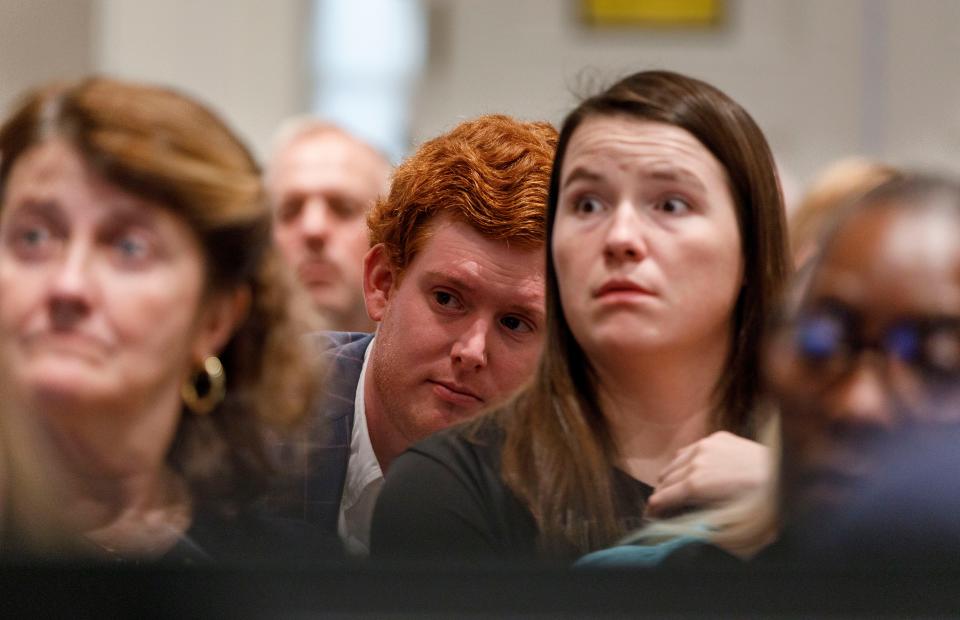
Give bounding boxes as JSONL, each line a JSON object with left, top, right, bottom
{"left": 0, "top": 77, "right": 328, "bottom": 562}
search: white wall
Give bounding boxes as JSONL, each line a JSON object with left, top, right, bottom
{"left": 93, "top": 0, "right": 310, "bottom": 159}
{"left": 411, "top": 0, "right": 871, "bottom": 187}
{"left": 1, "top": 0, "right": 959, "bottom": 186}
{"left": 0, "top": 0, "right": 94, "bottom": 112}
{"left": 885, "top": 0, "right": 960, "bottom": 175}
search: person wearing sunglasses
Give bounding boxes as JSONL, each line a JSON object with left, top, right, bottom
{"left": 580, "top": 173, "right": 960, "bottom": 568}
{"left": 770, "top": 175, "right": 960, "bottom": 531}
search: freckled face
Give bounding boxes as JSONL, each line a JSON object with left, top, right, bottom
{"left": 367, "top": 215, "right": 546, "bottom": 444}
{"left": 0, "top": 140, "right": 209, "bottom": 412}
{"left": 552, "top": 116, "right": 743, "bottom": 365}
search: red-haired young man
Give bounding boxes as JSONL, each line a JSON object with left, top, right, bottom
{"left": 280, "top": 115, "right": 557, "bottom": 556}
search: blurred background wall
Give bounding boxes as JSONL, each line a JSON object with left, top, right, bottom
{"left": 1, "top": 0, "right": 958, "bottom": 194}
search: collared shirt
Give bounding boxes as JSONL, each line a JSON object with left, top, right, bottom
{"left": 336, "top": 337, "right": 384, "bottom": 556}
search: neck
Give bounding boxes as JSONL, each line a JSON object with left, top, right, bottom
{"left": 592, "top": 334, "right": 730, "bottom": 485}
{"left": 362, "top": 348, "right": 408, "bottom": 473}
{"left": 26, "top": 386, "right": 191, "bottom": 552}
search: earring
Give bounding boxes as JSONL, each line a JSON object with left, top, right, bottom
{"left": 181, "top": 356, "right": 226, "bottom": 415}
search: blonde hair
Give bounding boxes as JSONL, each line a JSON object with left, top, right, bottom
{"left": 0, "top": 389, "right": 75, "bottom": 554}
{"left": 790, "top": 158, "right": 898, "bottom": 269}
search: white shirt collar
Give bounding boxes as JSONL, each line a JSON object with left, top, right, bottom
{"left": 337, "top": 336, "right": 384, "bottom": 556}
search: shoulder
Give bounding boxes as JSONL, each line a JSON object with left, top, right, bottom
{"left": 372, "top": 416, "right": 539, "bottom": 560}
{"left": 177, "top": 511, "right": 345, "bottom": 565}
{"left": 378, "top": 416, "right": 514, "bottom": 529}
{"left": 307, "top": 331, "right": 372, "bottom": 413}
{"left": 398, "top": 416, "right": 505, "bottom": 479}
{"left": 308, "top": 330, "right": 373, "bottom": 359}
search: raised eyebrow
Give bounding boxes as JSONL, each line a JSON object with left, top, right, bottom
{"left": 561, "top": 166, "right": 605, "bottom": 190}
{"left": 646, "top": 168, "right": 708, "bottom": 195}
{"left": 98, "top": 203, "right": 158, "bottom": 229}
{"left": 423, "top": 271, "right": 477, "bottom": 294}
{"left": 9, "top": 197, "right": 61, "bottom": 217}
{"left": 506, "top": 303, "right": 545, "bottom": 324}
{"left": 505, "top": 288, "right": 547, "bottom": 319}
{"left": 5, "top": 198, "right": 67, "bottom": 229}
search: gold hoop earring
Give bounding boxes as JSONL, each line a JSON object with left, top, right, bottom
{"left": 181, "top": 356, "right": 226, "bottom": 415}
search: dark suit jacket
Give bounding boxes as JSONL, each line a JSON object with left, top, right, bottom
{"left": 268, "top": 331, "right": 373, "bottom": 534}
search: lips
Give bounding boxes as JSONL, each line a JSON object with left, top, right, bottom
{"left": 593, "top": 278, "right": 655, "bottom": 298}
{"left": 297, "top": 259, "right": 337, "bottom": 285}
{"left": 429, "top": 379, "right": 484, "bottom": 407}
{"left": 24, "top": 330, "right": 110, "bottom": 361}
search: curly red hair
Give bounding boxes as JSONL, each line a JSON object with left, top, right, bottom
{"left": 368, "top": 114, "right": 557, "bottom": 274}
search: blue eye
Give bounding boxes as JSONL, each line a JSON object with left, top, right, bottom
{"left": 796, "top": 313, "right": 846, "bottom": 361}
{"left": 891, "top": 321, "right": 960, "bottom": 379}
{"left": 9, "top": 223, "right": 55, "bottom": 259}
{"left": 110, "top": 232, "right": 154, "bottom": 265}
{"left": 117, "top": 236, "right": 146, "bottom": 257}
{"left": 22, "top": 227, "right": 48, "bottom": 245}
{"left": 886, "top": 324, "right": 920, "bottom": 363}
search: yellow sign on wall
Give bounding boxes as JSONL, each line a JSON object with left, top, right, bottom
{"left": 583, "top": 0, "right": 723, "bottom": 26}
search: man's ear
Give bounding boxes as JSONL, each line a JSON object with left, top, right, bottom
{"left": 191, "top": 285, "right": 251, "bottom": 364}
{"left": 362, "top": 243, "right": 395, "bottom": 323}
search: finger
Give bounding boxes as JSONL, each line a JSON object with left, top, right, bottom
{"left": 656, "top": 444, "right": 698, "bottom": 483}
{"left": 645, "top": 480, "right": 691, "bottom": 517}
{"left": 656, "top": 461, "right": 695, "bottom": 491}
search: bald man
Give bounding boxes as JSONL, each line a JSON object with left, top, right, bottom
{"left": 267, "top": 121, "right": 391, "bottom": 332}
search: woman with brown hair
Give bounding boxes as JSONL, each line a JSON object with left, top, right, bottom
{"left": 582, "top": 174, "right": 960, "bottom": 568}
{"left": 370, "top": 70, "right": 789, "bottom": 563}
{"left": 0, "top": 76, "right": 329, "bottom": 562}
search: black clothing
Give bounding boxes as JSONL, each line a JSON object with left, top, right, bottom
{"left": 63, "top": 512, "right": 344, "bottom": 567}
{"left": 370, "top": 419, "right": 652, "bottom": 565}
{"left": 164, "top": 511, "right": 344, "bottom": 565}
{"left": 656, "top": 540, "right": 744, "bottom": 570}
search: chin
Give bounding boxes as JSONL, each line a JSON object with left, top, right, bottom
{"left": 308, "top": 284, "right": 346, "bottom": 306}
{"left": 416, "top": 407, "right": 481, "bottom": 439}
{"left": 18, "top": 363, "right": 114, "bottom": 407}
{"left": 583, "top": 325, "right": 668, "bottom": 356}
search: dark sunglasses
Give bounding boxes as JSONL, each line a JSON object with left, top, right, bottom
{"left": 787, "top": 300, "right": 960, "bottom": 387}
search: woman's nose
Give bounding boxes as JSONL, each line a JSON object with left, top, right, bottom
{"left": 824, "top": 354, "right": 896, "bottom": 431}
{"left": 47, "top": 244, "right": 93, "bottom": 327}
{"left": 603, "top": 204, "right": 647, "bottom": 265}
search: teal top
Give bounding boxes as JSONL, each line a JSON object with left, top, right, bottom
{"left": 575, "top": 535, "right": 706, "bottom": 569}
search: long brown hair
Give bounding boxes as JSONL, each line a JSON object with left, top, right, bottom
{"left": 0, "top": 76, "right": 319, "bottom": 515}
{"left": 495, "top": 70, "right": 789, "bottom": 556}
